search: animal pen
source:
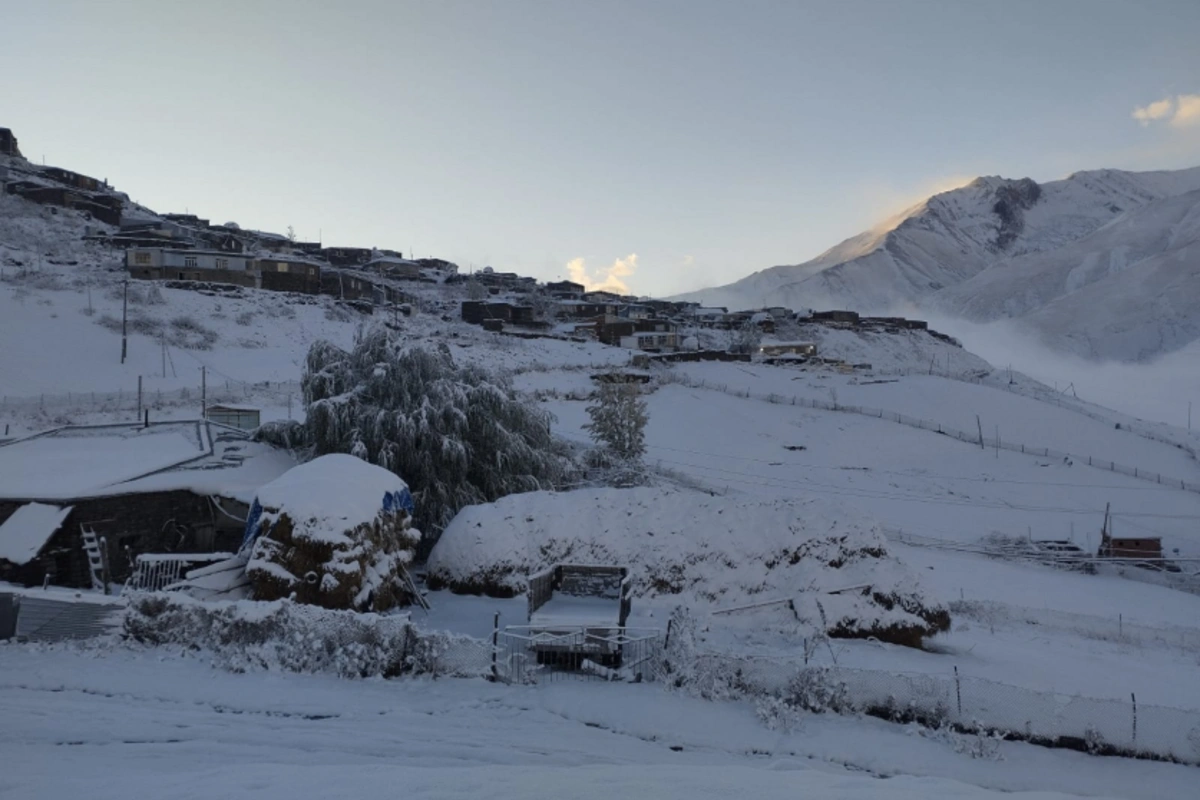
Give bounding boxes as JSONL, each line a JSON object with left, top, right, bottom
{"left": 492, "top": 564, "right": 663, "bottom": 683}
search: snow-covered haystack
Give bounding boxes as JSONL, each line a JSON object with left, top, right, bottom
{"left": 427, "top": 487, "right": 949, "bottom": 647}
{"left": 243, "top": 454, "right": 421, "bottom": 612}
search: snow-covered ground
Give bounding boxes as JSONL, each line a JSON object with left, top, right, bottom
{"left": 6, "top": 188, "right": 1200, "bottom": 797}
{"left": 1, "top": 644, "right": 1195, "bottom": 800}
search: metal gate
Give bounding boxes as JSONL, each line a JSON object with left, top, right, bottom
{"left": 494, "top": 626, "right": 664, "bottom": 684}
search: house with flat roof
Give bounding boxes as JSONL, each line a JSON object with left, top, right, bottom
{"left": 0, "top": 421, "right": 296, "bottom": 589}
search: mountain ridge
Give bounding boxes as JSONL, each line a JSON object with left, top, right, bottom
{"left": 675, "top": 165, "right": 1200, "bottom": 361}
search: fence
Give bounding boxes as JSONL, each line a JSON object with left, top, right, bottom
{"left": 886, "top": 528, "right": 1200, "bottom": 596}
{"left": 494, "top": 626, "right": 665, "bottom": 684}
{"left": 879, "top": 366, "right": 1200, "bottom": 466}
{"left": 0, "top": 380, "right": 303, "bottom": 417}
{"left": 663, "top": 373, "right": 1200, "bottom": 496}
{"left": 684, "top": 653, "right": 1200, "bottom": 764}
{"left": 125, "top": 553, "right": 237, "bottom": 592}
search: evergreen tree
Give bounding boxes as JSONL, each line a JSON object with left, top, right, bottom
{"left": 584, "top": 378, "right": 649, "bottom": 464}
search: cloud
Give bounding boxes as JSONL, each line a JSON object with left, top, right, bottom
{"left": 1132, "top": 97, "right": 1174, "bottom": 126}
{"left": 566, "top": 253, "right": 638, "bottom": 294}
{"left": 1173, "top": 94, "right": 1200, "bottom": 128}
{"left": 1131, "top": 94, "right": 1200, "bottom": 128}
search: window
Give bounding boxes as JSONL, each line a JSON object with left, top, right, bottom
{"left": 184, "top": 256, "right": 198, "bottom": 268}
{"left": 134, "top": 251, "right": 152, "bottom": 265}
{"left": 278, "top": 263, "right": 290, "bottom": 273}
{"left": 216, "top": 258, "right": 228, "bottom": 270}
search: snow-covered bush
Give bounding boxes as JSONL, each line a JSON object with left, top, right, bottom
{"left": 297, "top": 329, "right": 572, "bottom": 537}
{"left": 427, "top": 487, "right": 949, "bottom": 646}
{"left": 122, "top": 593, "right": 484, "bottom": 679}
{"left": 243, "top": 454, "right": 422, "bottom": 612}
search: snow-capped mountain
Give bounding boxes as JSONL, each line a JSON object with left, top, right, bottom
{"left": 933, "top": 188, "right": 1200, "bottom": 361}
{"left": 678, "top": 166, "right": 1200, "bottom": 361}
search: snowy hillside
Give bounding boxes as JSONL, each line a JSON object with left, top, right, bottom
{"left": 935, "top": 189, "right": 1200, "bottom": 361}
{"left": 676, "top": 166, "right": 1200, "bottom": 361}
{"left": 8, "top": 143, "right": 1200, "bottom": 798}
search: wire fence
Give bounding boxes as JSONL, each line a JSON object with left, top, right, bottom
{"left": 0, "top": 380, "right": 303, "bottom": 419}
{"left": 662, "top": 373, "right": 1200, "bottom": 496}
{"left": 682, "top": 652, "right": 1200, "bottom": 765}
{"left": 877, "top": 366, "right": 1200, "bottom": 466}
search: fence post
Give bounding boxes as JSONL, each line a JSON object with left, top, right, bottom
{"left": 490, "top": 611, "right": 499, "bottom": 683}
{"left": 954, "top": 666, "right": 963, "bottom": 719}
{"left": 1131, "top": 692, "right": 1137, "bottom": 749}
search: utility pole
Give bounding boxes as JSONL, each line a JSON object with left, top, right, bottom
{"left": 120, "top": 279, "right": 128, "bottom": 363}
{"left": 976, "top": 415, "right": 985, "bottom": 449}
{"left": 201, "top": 366, "right": 207, "bottom": 418}
{"left": 137, "top": 376, "right": 143, "bottom": 419}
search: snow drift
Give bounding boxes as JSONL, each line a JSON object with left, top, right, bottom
{"left": 426, "top": 487, "right": 949, "bottom": 646}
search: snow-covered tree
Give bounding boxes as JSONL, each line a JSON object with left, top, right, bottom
{"left": 297, "top": 328, "right": 571, "bottom": 538}
{"left": 730, "top": 320, "right": 763, "bottom": 355}
{"left": 584, "top": 378, "right": 649, "bottom": 464}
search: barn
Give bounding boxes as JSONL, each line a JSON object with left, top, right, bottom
{"left": 0, "top": 421, "right": 296, "bottom": 590}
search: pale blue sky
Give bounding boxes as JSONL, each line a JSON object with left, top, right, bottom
{"left": 2, "top": 0, "right": 1198, "bottom": 296}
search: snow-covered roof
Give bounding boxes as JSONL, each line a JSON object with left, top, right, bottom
{"left": 0, "top": 502, "right": 73, "bottom": 565}
{"left": 0, "top": 421, "right": 296, "bottom": 504}
{"left": 252, "top": 454, "right": 411, "bottom": 546}
{"left": 366, "top": 255, "right": 418, "bottom": 267}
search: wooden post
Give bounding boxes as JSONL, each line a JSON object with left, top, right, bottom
{"left": 954, "top": 666, "right": 963, "bottom": 718}
{"left": 99, "top": 536, "right": 111, "bottom": 595}
{"left": 1131, "top": 692, "right": 1137, "bottom": 748}
{"left": 120, "top": 279, "right": 128, "bottom": 364}
{"left": 976, "top": 415, "right": 984, "bottom": 449}
{"left": 491, "top": 611, "right": 500, "bottom": 683}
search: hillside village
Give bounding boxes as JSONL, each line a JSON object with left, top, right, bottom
{"left": 5, "top": 124, "right": 1200, "bottom": 799}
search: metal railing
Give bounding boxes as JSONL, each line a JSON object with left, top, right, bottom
{"left": 494, "top": 626, "right": 664, "bottom": 684}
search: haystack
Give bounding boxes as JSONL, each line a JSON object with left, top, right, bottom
{"left": 243, "top": 454, "right": 421, "bottom": 612}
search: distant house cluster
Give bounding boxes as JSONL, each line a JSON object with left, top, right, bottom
{"left": 1, "top": 135, "right": 125, "bottom": 226}
{"left": 115, "top": 220, "right": 455, "bottom": 305}
{"left": 0, "top": 126, "right": 458, "bottom": 309}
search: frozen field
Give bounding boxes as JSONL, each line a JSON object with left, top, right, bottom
{"left": 1, "top": 644, "right": 1196, "bottom": 800}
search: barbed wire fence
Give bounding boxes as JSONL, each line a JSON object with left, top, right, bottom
{"left": 659, "top": 372, "right": 1200, "bottom": 496}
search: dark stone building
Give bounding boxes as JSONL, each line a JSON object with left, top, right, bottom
{"left": 0, "top": 422, "right": 295, "bottom": 590}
